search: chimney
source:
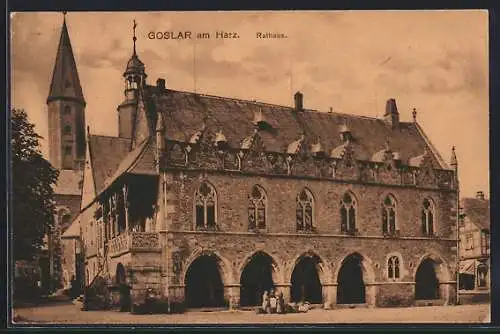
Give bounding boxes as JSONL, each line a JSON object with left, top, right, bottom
{"left": 294, "top": 91, "right": 303, "bottom": 111}
{"left": 156, "top": 78, "right": 166, "bottom": 90}
{"left": 384, "top": 98, "right": 400, "bottom": 127}
{"left": 476, "top": 191, "right": 485, "bottom": 200}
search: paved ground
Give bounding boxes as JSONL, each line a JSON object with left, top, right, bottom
{"left": 12, "top": 302, "right": 490, "bottom": 325}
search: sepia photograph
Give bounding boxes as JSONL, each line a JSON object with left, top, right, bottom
{"left": 9, "top": 10, "right": 490, "bottom": 326}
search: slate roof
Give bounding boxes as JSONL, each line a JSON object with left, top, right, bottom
{"left": 149, "top": 87, "right": 448, "bottom": 169}
{"left": 47, "top": 19, "right": 85, "bottom": 104}
{"left": 61, "top": 217, "right": 80, "bottom": 238}
{"left": 54, "top": 169, "right": 83, "bottom": 196}
{"left": 461, "top": 197, "right": 490, "bottom": 231}
{"left": 101, "top": 138, "right": 156, "bottom": 192}
{"left": 88, "top": 135, "right": 131, "bottom": 193}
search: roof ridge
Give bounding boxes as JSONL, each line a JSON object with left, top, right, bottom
{"left": 414, "top": 122, "right": 449, "bottom": 170}
{"left": 163, "top": 88, "right": 395, "bottom": 122}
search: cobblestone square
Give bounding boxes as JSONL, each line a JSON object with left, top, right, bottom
{"left": 13, "top": 302, "right": 490, "bottom": 325}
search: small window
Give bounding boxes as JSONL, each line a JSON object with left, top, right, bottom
{"left": 465, "top": 233, "right": 474, "bottom": 250}
{"left": 63, "top": 106, "right": 71, "bottom": 114}
{"left": 388, "top": 256, "right": 400, "bottom": 280}
{"left": 477, "top": 264, "right": 488, "bottom": 288}
{"left": 481, "top": 230, "right": 490, "bottom": 255}
{"left": 63, "top": 124, "right": 72, "bottom": 135}
{"left": 90, "top": 222, "right": 94, "bottom": 246}
{"left": 64, "top": 146, "right": 72, "bottom": 156}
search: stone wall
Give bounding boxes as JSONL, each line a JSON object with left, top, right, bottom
{"left": 76, "top": 167, "right": 458, "bottom": 308}
{"left": 159, "top": 169, "right": 458, "bottom": 307}
{"left": 165, "top": 171, "right": 457, "bottom": 239}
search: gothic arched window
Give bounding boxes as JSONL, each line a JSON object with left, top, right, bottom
{"left": 61, "top": 214, "right": 71, "bottom": 228}
{"left": 421, "top": 198, "right": 435, "bottom": 236}
{"left": 195, "top": 182, "right": 217, "bottom": 230}
{"left": 382, "top": 195, "right": 397, "bottom": 235}
{"left": 248, "top": 185, "right": 267, "bottom": 231}
{"left": 388, "top": 256, "right": 400, "bottom": 280}
{"left": 340, "top": 192, "right": 357, "bottom": 234}
{"left": 296, "top": 188, "right": 314, "bottom": 231}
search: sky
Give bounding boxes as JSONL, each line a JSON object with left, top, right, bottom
{"left": 10, "top": 11, "right": 489, "bottom": 199}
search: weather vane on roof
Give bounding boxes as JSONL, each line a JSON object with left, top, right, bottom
{"left": 133, "top": 19, "right": 138, "bottom": 55}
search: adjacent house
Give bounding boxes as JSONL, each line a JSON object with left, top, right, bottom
{"left": 459, "top": 191, "right": 490, "bottom": 292}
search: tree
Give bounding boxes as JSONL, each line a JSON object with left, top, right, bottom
{"left": 12, "top": 109, "right": 59, "bottom": 261}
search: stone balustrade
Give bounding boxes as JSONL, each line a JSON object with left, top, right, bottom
{"left": 108, "top": 232, "right": 161, "bottom": 257}
{"left": 162, "top": 140, "right": 457, "bottom": 191}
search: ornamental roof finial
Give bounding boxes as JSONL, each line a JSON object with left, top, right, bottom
{"left": 133, "top": 19, "right": 138, "bottom": 56}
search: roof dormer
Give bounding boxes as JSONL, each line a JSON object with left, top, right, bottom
{"left": 252, "top": 107, "right": 269, "bottom": 129}
{"left": 287, "top": 134, "right": 305, "bottom": 154}
{"left": 214, "top": 129, "right": 228, "bottom": 149}
{"left": 339, "top": 123, "right": 352, "bottom": 142}
{"left": 310, "top": 137, "right": 325, "bottom": 157}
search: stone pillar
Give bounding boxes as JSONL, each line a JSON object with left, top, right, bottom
{"left": 109, "top": 197, "right": 115, "bottom": 237}
{"left": 113, "top": 193, "right": 119, "bottom": 236}
{"left": 168, "top": 285, "right": 185, "bottom": 303}
{"left": 122, "top": 184, "right": 129, "bottom": 232}
{"left": 322, "top": 283, "right": 337, "bottom": 308}
{"left": 365, "top": 283, "right": 377, "bottom": 308}
{"left": 224, "top": 284, "right": 241, "bottom": 310}
{"left": 275, "top": 283, "right": 291, "bottom": 304}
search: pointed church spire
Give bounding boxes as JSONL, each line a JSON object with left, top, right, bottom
{"left": 47, "top": 13, "right": 85, "bottom": 105}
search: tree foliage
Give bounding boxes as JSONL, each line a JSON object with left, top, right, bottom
{"left": 12, "top": 109, "right": 59, "bottom": 260}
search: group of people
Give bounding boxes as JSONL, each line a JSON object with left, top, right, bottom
{"left": 261, "top": 289, "right": 286, "bottom": 314}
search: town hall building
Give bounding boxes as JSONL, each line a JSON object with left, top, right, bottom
{"left": 54, "top": 16, "right": 460, "bottom": 310}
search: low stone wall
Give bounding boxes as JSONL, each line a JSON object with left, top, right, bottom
{"left": 375, "top": 283, "right": 414, "bottom": 307}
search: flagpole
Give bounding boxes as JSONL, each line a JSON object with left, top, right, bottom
{"left": 193, "top": 40, "right": 197, "bottom": 93}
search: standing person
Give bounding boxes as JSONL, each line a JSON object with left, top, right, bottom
{"left": 276, "top": 290, "right": 284, "bottom": 314}
{"left": 269, "top": 289, "right": 277, "bottom": 314}
{"left": 69, "top": 275, "right": 77, "bottom": 299}
{"left": 261, "top": 290, "right": 269, "bottom": 314}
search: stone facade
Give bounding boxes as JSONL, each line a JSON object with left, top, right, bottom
{"left": 157, "top": 170, "right": 458, "bottom": 308}
{"left": 78, "top": 144, "right": 459, "bottom": 309}
{"left": 52, "top": 17, "right": 460, "bottom": 311}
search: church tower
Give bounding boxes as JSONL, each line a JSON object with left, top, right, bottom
{"left": 47, "top": 14, "right": 86, "bottom": 170}
{"left": 117, "top": 20, "right": 147, "bottom": 139}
